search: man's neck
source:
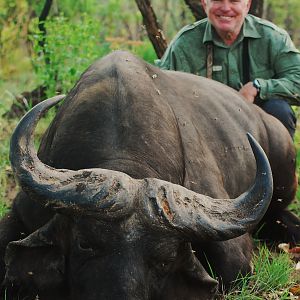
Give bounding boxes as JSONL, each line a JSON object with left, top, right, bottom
{"left": 218, "top": 31, "right": 239, "bottom": 46}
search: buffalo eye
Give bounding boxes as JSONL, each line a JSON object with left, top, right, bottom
{"left": 154, "top": 256, "right": 177, "bottom": 274}
{"left": 160, "top": 261, "right": 170, "bottom": 269}
{"left": 78, "top": 240, "right": 93, "bottom": 251}
{"left": 149, "top": 243, "right": 179, "bottom": 273}
{"left": 76, "top": 237, "right": 99, "bottom": 253}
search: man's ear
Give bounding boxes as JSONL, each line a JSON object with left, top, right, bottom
{"left": 4, "top": 215, "right": 69, "bottom": 295}
{"left": 246, "top": 0, "right": 252, "bottom": 12}
{"left": 201, "top": 0, "right": 207, "bottom": 13}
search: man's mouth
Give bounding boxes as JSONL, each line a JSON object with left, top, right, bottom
{"left": 217, "top": 15, "right": 234, "bottom": 21}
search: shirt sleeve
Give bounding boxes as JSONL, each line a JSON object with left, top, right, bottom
{"left": 258, "top": 34, "right": 300, "bottom": 106}
{"left": 155, "top": 44, "right": 179, "bottom": 70}
{"left": 155, "top": 44, "right": 186, "bottom": 71}
{"left": 155, "top": 36, "right": 192, "bottom": 72}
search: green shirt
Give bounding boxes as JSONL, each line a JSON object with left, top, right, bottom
{"left": 156, "top": 15, "right": 300, "bottom": 105}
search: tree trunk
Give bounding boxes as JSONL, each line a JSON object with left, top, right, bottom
{"left": 38, "top": 0, "right": 53, "bottom": 55}
{"left": 183, "top": 0, "right": 206, "bottom": 20}
{"left": 135, "top": 0, "right": 168, "bottom": 58}
{"left": 249, "top": 0, "right": 264, "bottom": 17}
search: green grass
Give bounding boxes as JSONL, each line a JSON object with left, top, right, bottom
{"left": 224, "top": 245, "right": 295, "bottom": 300}
{"left": 0, "top": 94, "right": 55, "bottom": 216}
{"left": 0, "top": 117, "right": 17, "bottom": 216}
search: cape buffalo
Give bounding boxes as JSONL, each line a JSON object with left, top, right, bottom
{"left": 1, "top": 51, "right": 298, "bottom": 299}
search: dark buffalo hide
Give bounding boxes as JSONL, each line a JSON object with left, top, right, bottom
{"left": 0, "top": 51, "right": 298, "bottom": 300}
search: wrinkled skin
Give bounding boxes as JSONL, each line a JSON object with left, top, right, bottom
{"left": 0, "top": 51, "right": 298, "bottom": 299}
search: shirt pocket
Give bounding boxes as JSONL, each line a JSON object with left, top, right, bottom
{"left": 213, "top": 69, "right": 223, "bottom": 83}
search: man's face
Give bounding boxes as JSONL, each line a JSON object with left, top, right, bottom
{"left": 201, "top": 0, "right": 251, "bottom": 42}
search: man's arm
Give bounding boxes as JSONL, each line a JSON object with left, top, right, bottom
{"left": 155, "top": 45, "right": 177, "bottom": 70}
{"left": 155, "top": 41, "right": 190, "bottom": 72}
{"left": 258, "top": 51, "right": 300, "bottom": 105}
{"left": 239, "top": 82, "right": 258, "bottom": 103}
{"left": 252, "top": 34, "right": 300, "bottom": 106}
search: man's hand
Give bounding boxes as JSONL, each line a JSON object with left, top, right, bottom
{"left": 239, "top": 82, "right": 258, "bottom": 103}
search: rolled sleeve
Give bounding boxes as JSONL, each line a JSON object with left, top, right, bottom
{"left": 258, "top": 35, "right": 300, "bottom": 105}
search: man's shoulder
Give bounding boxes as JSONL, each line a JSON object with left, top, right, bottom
{"left": 174, "top": 18, "right": 208, "bottom": 41}
{"left": 247, "top": 14, "right": 289, "bottom": 37}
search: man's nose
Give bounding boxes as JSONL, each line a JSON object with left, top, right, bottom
{"left": 220, "top": 0, "right": 231, "bottom": 11}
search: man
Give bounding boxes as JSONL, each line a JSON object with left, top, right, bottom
{"left": 156, "top": 0, "right": 300, "bottom": 138}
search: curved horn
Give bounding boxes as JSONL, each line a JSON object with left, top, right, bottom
{"left": 11, "top": 96, "right": 272, "bottom": 237}
{"left": 10, "top": 96, "right": 138, "bottom": 218}
{"left": 142, "top": 133, "right": 273, "bottom": 241}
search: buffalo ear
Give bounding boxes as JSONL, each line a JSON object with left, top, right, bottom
{"left": 4, "top": 215, "right": 67, "bottom": 296}
{"left": 161, "top": 243, "right": 218, "bottom": 300}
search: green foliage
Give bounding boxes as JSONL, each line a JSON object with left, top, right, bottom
{"left": 0, "top": 117, "right": 17, "bottom": 216}
{"left": 151, "top": 0, "right": 194, "bottom": 40}
{"left": 225, "top": 245, "right": 294, "bottom": 299}
{"left": 0, "top": 201, "right": 8, "bottom": 218}
{"left": 0, "top": 0, "right": 31, "bottom": 79}
{"left": 29, "top": 11, "right": 156, "bottom": 98}
{"left": 0, "top": 100, "right": 56, "bottom": 213}
{"left": 30, "top": 14, "right": 111, "bottom": 97}
{"left": 133, "top": 41, "right": 157, "bottom": 63}
{"left": 265, "top": 0, "right": 300, "bottom": 46}
{"left": 253, "top": 246, "right": 293, "bottom": 291}
{"left": 53, "top": 0, "right": 100, "bottom": 18}
{"left": 98, "top": 1, "right": 141, "bottom": 38}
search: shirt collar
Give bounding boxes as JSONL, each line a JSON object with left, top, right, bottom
{"left": 243, "top": 15, "right": 261, "bottom": 38}
{"left": 203, "top": 20, "right": 213, "bottom": 44}
{"left": 202, "top": 14, "right": 261, "bottom": 45}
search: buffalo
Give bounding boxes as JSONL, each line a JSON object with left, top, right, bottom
{"left": 1, "top": 51, "right": 299, "bottom": 299}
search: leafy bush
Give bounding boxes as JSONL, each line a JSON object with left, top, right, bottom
{"left": 0, "top": 117, "right": 17, "bottom": 216}
{"left": 29, "top": 14, "right": 157, "bottom": 98}
{"left": 30, "top": 14, "right": 111, "bottom": 97}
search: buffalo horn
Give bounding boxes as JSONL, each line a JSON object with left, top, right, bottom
{"left": 10, "top": 97, "right": 273, "bottom": 238}
{"left": 142, "top": 133, "right": 273, "bottom": 241}
{"left": 9, "top": 96, "right": 138, "bottom": 217}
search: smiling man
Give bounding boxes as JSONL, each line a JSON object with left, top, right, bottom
{"left": 157, "top": 0, "right": 300, "bottom": 138}
{"left": 202, "top": 0, "right": 250, "bottom": 44}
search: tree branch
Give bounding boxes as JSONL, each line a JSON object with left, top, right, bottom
{"left": 249, "top": 0, "right": 264, "bottom": 17}
{"left": 183, "top": 0, "right": 206, "bottom": 20}
{"left": 135, "top": 0, "right": 167, "bottom": 58}
{"left": 38, "top": 0, "right": 53, "bottom": 52}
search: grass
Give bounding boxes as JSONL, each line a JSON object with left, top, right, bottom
{"left": 0, "top": 77, "right": 55, "bottom": 217}
{"left": 0, "top": 117, "right": 17, "bottom": 216}
{"left": 224, "top": 245, "right": 296, "bottom": 300}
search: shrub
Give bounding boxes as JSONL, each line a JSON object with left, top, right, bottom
{"left": 30, "top": 14, "right": 111, "bottom": 97}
